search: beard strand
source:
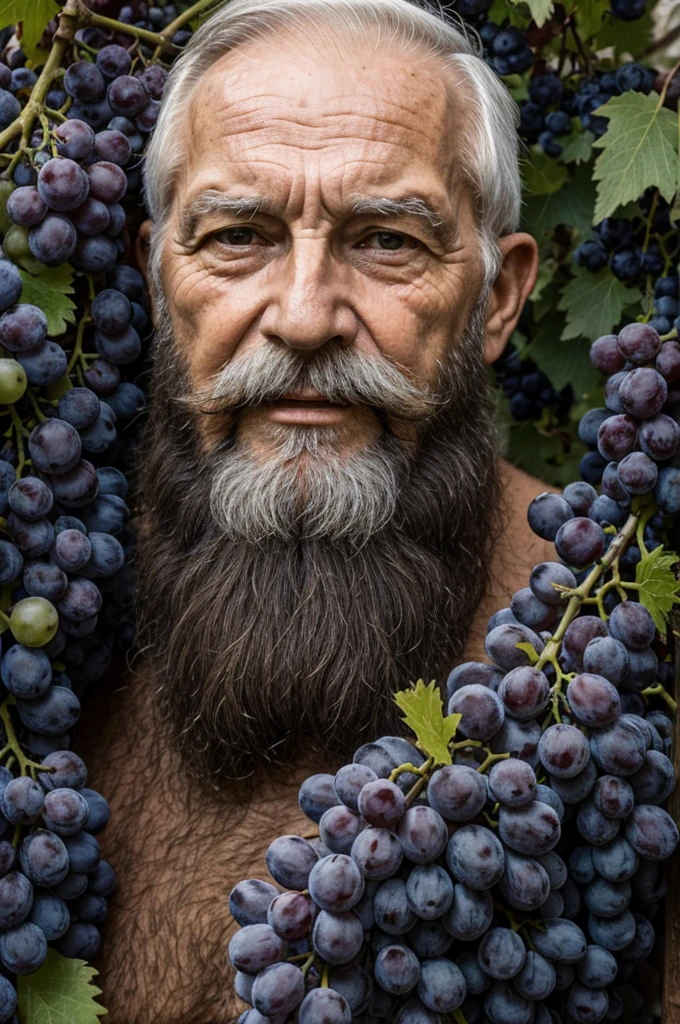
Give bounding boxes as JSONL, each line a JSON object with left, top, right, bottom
{"left": 134, "top": 298, "right": 505, "bottom": 783}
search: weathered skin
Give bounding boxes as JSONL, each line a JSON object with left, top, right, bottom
{"left": 78, "top": 25, "right": 543, "bottom": 1024}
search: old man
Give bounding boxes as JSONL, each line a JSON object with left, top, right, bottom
{"left": 80, "top": 0, "right": 554, "bottom": 1018}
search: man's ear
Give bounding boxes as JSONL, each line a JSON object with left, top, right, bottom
{"left": 135, "top": 219, "right": 154, "bottom": 297}
{"left": 483, "top": 233, "right": 539, "bottom": 365}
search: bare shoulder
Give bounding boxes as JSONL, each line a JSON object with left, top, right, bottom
{"left": 463, "top": 459, "right": 559, "bottom": 660}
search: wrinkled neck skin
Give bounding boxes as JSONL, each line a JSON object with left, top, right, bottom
{"left": 78, "top": 461, "right": 554, "bottom": 1024}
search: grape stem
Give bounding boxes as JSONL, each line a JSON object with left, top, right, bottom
{"left": 535, "top": 506, "right": 646, "bottom": 676}
{"left": 642, "top": 682, "right": 678, "bottom": 712}
{"left": 0, "top": 699, "right": 49, "bottom": 777}
{"left": 85, "top": 0, "right": 221, "bottom": 53}
{"left": 7, "top": 405, "right": 27, "bottom": 478}
{"left": 453, "top": 1010, "right": 470, "bottom": 1024}
{"left": 476, "top": 750, "right": 509, "bottom": 775}
{"left": 0, "top": 0, "right": 82, "bottom": 159}
{"left": 403, "top": 757, "right": 434, "bottom": 805}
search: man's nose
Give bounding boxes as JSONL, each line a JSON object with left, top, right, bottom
{"left": 260, "top": 237, "right": 358, "bottom": 351}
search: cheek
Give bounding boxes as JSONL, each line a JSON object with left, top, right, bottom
{"left": 360, "top": 275, "right": 467, "bottom": 382}
{"left": 162, "top": 261, "right": 262, "bottom": 386}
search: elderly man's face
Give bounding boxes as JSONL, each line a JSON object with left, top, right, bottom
{"left": 157, "top": 30, "right": 525, "bottom": 452}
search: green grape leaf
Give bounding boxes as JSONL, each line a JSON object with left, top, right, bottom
{"left": 529, "top": 328, "right": 600, "bottom": 399}
{"left": 522, "top": 162, "right": 596, "bottom": 241}
{"left": 394, "top": 680, "right": 461, "bottom": 766}
{"left": 19, "top": 263, "right": 76, "bottom": 337}
{"left": 509, "top": 0, "right": 554, "bottom": 27}
{"left": 595, "top": 3, "right": 654, "bottom": 55}
{"left": 557, "top": 129, "right": 594, "bottom": 166}
{"left": 558, "top": 267, "right": 640, "bottom": 343}
{"left": 592, "top": 93, "right": 679, "bottom": 223}
{"left": 17, "top": 949, "right": 107, "bottom": 1024}
{"left": 635, "top": 544, "right": 680, "bottom": 641}
{"left": 522, "top": 148, "right": 569, "bottom": 197}
{"left": 0, "top": 0, "right": 59, "bottom": 61}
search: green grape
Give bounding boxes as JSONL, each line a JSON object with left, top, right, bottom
{"left": 0, "top": 180, "right": 14, "bottom": 234}
{"left": 0, "top": 359, "right": 27, "bottom": 404}
{"left": 9, "top": 597, "right": 59, "bottom": 647}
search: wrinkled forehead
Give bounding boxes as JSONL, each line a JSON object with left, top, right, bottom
{"left": 174, "top": 26, "right": 473, "bottom": 214}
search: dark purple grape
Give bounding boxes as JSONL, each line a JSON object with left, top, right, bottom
{"left": 86, "top": 162, "right": 127, "bottom": 204}
{"left": 49, "top": 460, "right": 99, "bottom": 508}
{"left": 8, "top": 477, "right": 52, "bottom": 521}
{"left": 58, "top": 387, "right": 100, "bottom": 430}
{"left": 28, "top": 213, "right": 77, "bottom": 266}
{"left": 64, "top": 62, "right": 106, "bottom": 103}
{"left": 583, "top": 636, "right": 629, "bottom": 684}
{"left": 485, "top": 622, "right": 544, "bottom": 671}
{"left": 447, "top": 684, "right": 504, "bottom": 741}
{"left": 529, "top": 562, "right": 576, "bottom": 605}
{"left": 625, "top": 804, "right": 679, "bottom": 860}
{"left": 562, "top": 480, "right": 597, "bottom": 516}
{"left": 604, "top": 371, "right": 627, "bottom": 413}
{"left": 590, "top": 334, "right": 625, "bottom": 373}
{"left": 590, "top": 718, "right": 646, "bottom": 776}
{"left": 28, "top": 419, "right": 81, "bottom": 475}
{"left": 445, "top": 825, "right": 504, "bottom": 890}
{"left": 619, "top": 367, "right": 667, "bottom": 418}
{"left": 55, "top": 120, "right": 95, "bottom": 160}
{"left": 107, "top": 75, "right": 148, "bottom": 117}
{"left": 96, "top": 45, "right": 132, "bottom": 79}
{"left": 655, "top": 340, "right": 680, "bottom": 383}
{"left": 608, "top": 601, "right": 655, "bottom": 650}
{"left": 617, "top": 322, "right": 661, "bottom": 364}
{"left": 538, "top": 723, "right": 590, "bottom": 778}
{"left": 69, "top": 197, "right": 110, "bottom": 236}
{"left": 498, "top": 666, "right": 550, "bottom": 720}
{"left": 562, "top": 615, "right": 608, "bottom": 670}
{"left": 597, "top": 414, "right": 638, "bottom": 462}
{"left": 527, "top": 492, "right": 573, "bottom": 540}
{"left": 0, "top": 304, "right": 47, "bottom": 354}
{"left": 566, "top": 674, "right": 621, "bottom": 727}
{"left": 93, "top": 130, "right": 132, "bottom": 166}
{"left": 7, "top": 186, "right": 47, "bottom": 227}
{"left": 83, "top": 358, "right": 120, "bottom": 395}
{"left": 37, "top": 158, "right": 90, "bottom": 213}
{"left": 94, "top": 324, "right": 141, "bottom": 365}
{"left": 554, "top": 517, "right": 606, "bottom": 567}
{"left": 17, "top": 341, "right": 68, "bottom": 387}
{"left": 639, "top": 413, "right": 680, "bottom": 460}
{"left": 488, "top": 758, "right": 536, "bottom": 807}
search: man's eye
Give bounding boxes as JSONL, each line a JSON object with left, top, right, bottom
{"left": 214, "top": 227, "right": 260, "bottom": 246}
{"left": 361, "top": 231, "right": 413, "bottom": 251}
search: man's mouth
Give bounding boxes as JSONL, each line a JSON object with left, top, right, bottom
{"left": 261, "top": 389, "right": 352, "bottom": 424}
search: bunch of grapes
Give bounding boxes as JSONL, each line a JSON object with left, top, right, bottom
{"left": 228, "top": 316, "right": 679, "bottom": 1023}
{"left": 0, "top": 1, "right": 200, "bottom": 1014}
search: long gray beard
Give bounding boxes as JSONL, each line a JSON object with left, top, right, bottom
{"left": 134, "top": 298, "right": 505, "bottom": 784}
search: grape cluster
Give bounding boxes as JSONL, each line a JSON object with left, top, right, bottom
{"left": 228, "top": 314, "right": 678, "bottom": 1023}
{"left": 0, "top": 3, "right": 192, "bottom": 1009}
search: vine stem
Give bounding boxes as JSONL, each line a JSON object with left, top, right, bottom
{"left": 0, "top": 0, "right": 82, "bottom": 157}
{"left": 535, "top": 506, "right": 646, "bottom": 675}
{"left": 0, "top": 700, "right": 48, "bottom": 777}
{"left": 66, "top": 312, "right": 92, "bottom": 375}
{"left": 87, "top": 0, "right": 222, "bottom": 53}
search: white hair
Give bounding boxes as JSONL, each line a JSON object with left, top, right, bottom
{"left": 144, "top": 0, "right": 522, "bottom": 291}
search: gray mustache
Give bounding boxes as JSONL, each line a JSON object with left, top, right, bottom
{"left": 180, "top": 344, "right": 444, "bottom": 421}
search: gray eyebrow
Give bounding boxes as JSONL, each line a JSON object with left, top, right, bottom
{"left": 177, "top": 189, "right": 454, "bottom": 247}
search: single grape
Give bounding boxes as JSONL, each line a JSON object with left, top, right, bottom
{"left": 405, "top": 865, "right": 453, "bottom": 921}
{"left": 538, "top": 723, "right": 590, "bottom": 778}
{"left": 592, "top": 836, "right": 639, "bottom": 882}
{"left": 417, "top": 957, "right": 466, "bottom": 1012}
{"left": 374, "top": 877, "right": 417, "bottom": 934}
{"left": 497, "top": 850, "right": 550, "bottom": 912}
{"left": 488, "top": 758, "right": 536, "bottom": 807}
{"left": 447, "top": 684, "right": 504, "bottom": 741}
{"left": 587, "top": 910, "right": 636, "bottom": 951}
{"left": 526, "top": 492, "right": 573, "bottom": 541}
{"left": 298, "top": 987, "right": 351, "bottom": 1023}
{"left": 55, "top": 119, "right": 95, "bottom": 160}
{"left": 528, "top": 918, "right": 587, "bottom": 963}
{"left": 577, "top": 799, "right": 620, "bottom": 846}
{"left": 357, "top": 779, "right": 405, "bottom": 829}
{"left": 228, "top": 923, "right": 283, "bottom": 974}
{"left": 498, "top": 801, "right": 560, "bottom": 856}
{"left": 593, "top": 776, "right": 635, "bottom": 819}
{"left": 19, "top": 829, "right": 69, "bottom": 887}
{"left": 554, "top": 517, "right": 606, "bottom": 567}
{"left": 319, "top": 805, "right": 362, "bottom": 855}
{"left": 396, "top": 805, "right": 448, "bottom": 864}
{"left": 37, "top": 158, "right": 90, "bottom": 213}
{"left": 498, "top": 666, "right": 550, "bottom": 720}
{"left": 478, "top": 926, "right": 526, "bottom": 980}
{"left": 312, "top": 910, "right": 363, "bottom": 965}
{"left": 608, "top": 600, "right": 656, "bottom": 650}
{"left": 265, "top": 835, "right": 318, "bottom": 891}
{"left": 624, "top": 804, "right": 679, "bottom": 860}
{"left": 590, "top": 334, "right": 625, "bottom": 373}
{"left": 484, "top": 983, "right": 534, "bottom": 1024}
{"left": 9, "top": 596, "right": 59, "bottom": 647}
{"left": 639, "top": 413, "right": 680, "bottom": 460}
{"left": 548, "top": 759, "right": 597, "bottom": 805}
{"left": 445, "top": 825, "right": 505, "bottom": 890}
{"left": 618, "top": 368, "right": 667, "bottom": 418}
{"left": 308, "top": 854, "right": 364, "bottom": 913}
{"left": 617, "top": 322, "right": 661, "bottom": 365}
{"left": 513, "top": 950, "right": 556, "bottom": 1001}
{"left": 485, "top": 622, "right": 544, "bottom": 671}
{"left": 566, "top": 674, "right": 621, "bottom": 727}
{"left": 28, "top": 213, "right": 77, "bottom": 266}
{"left": 583, "top": 636, "right": 629, "bottom": 684}
{"left": 0, "top": 921, "right": 47, "bottom": 974}
{"left": 529, "top": 562, "right": 576, "bottom": 605}
{"left": 351, "top": 827, "right": 403, "bottom": 880}
{"left": 0, "top": 303, "right": 47, "bottom": 354}
{"left": 597, "top": 414, "right": 638, "bottom": 462}
{"left": 250, "top": 962, "right": 305, "bottom": 1017}
{"left": 426, "top": 764, "right": 487, "bottom": 821}
{"left": 589, "top": 718, "right": 647, "bottom": 776}
{"left": 445, "top": 884, "right": 493, "bottom": 941}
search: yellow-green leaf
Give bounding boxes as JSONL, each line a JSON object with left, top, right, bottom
{"left": 635, "top": 545, "right": 680, "bottom": 641}
{"left": 592, "top": 93, "right": 679, "bottom": 223}
{"left": 19, "top": 263, "right": 76, "bottom": 337}
{"left": 0, "top": 0, "right": 59, "bottom": 61}
{"left": 17, "top": 949, "right": 107, "bottom": 1024}
{"left": 394, "top": 680, "right": 461, "bottom": 766}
